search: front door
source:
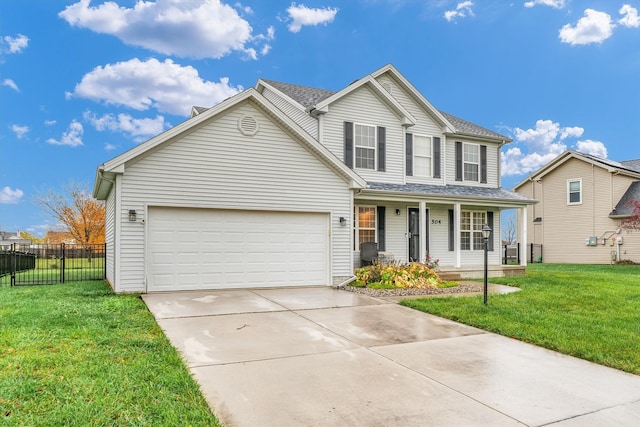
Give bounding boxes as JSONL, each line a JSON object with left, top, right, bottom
{"left": 408, "top": 208, "right": 429, "bottom": 262}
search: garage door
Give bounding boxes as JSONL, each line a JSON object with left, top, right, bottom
{"left": 147, "top": 207, "right": 329, "bottom": 292}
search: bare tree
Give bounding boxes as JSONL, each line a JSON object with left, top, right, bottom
{"left": 620, "top": 200, "right": 640, "bottom": 231}
{"left": 502, "top": 214, "right": 517, "bottom": 245}
{"left": 35, "top": 181, "right": 105, "bottom": 247}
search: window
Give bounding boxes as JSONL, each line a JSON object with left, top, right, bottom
{"left": 461, "top": 211, "right": 487, "bottom": 250}
{"left": 354, "top": 206, "right": 376, "bottom": 249}
{"left": 463, "top": 143, "right": 479, "bottom": 181}
{"left": 567, "top": 179, "right": 582, "bottom": 205}
{"left": 354, "top": 124, "right": 376, "bottom": 170}
{"left": 414, "top": 135, "right": 432, "bottom": 177}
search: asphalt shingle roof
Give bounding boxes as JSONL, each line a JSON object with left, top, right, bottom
{"left": 610, "top": 181, "right": 640, "bottom": 216}
{"left": 621, "top": 159, "right": 640, "bottom": 173}
{"left": 261, "top": 79, "right": 509, "bottom": 141}
{"left": 366, "top": 182, "right": 534, "bottom": 202}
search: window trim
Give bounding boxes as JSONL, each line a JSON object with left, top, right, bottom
{"left": 567, "top": 178, "right": 582, "bottom": 205}
{"left": 460, "top": 210, "right": 487, "bottom": 251}
{"left": 353, "top": 123, "right": 377, "bottom": 170}
{"left": 463, "top": 142, "right": 480, "bottom": 182}
{"left": 354, "top": 205, "right": 377, "bottom": 250}
{"left": 413, "top": 134, "right": 433, "bottom": 177}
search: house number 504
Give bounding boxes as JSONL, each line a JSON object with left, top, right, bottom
{"left": 431, "top": 219, "right": 442, "bottom": 225}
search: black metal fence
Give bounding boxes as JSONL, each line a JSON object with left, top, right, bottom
{"left": 502, "top": 243, "right": 543, "bottom": 264}
{"left": 0, "top": 243, "right": 106, "bottom": 286}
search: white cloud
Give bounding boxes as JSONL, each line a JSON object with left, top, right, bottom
{"left": 619, "top": 4, "right": 640, "bottom": 28}
{"left": 524, "top": 0, "right": 565, "bottom": 8}
{"left": 84, "top": 111, "right": 168, "bottom": 142}
{"left": 576, "top": 139, "right": 608, "bottom": 158}
{"left": 559, "top": 9, "right": 614, "bottom": 45}
{"left": 502, "top": 119, "right": 588, "bottom": 176}
{"left": 287, "top": 3, "right": 339, "bottom": 33}
{"left": 2, "top": 34, "right": 29, "bottom": 53}
{"left": 104, "top": 143, "right": 118, "bottom": 151}
{"left": 44, "top": 120, "right": 57, "bottom": 126}
{"left": 10, "top": 124, "right": 29, "bottom": 139}
{"left": 2, "top": 79, "right": 19, "bottom": 91}
{"left": 0, "top": 187, "right": 24, "bottom": 204}
{"left": 47, "top": 120, "right": 84, "bottom": 147}
{"left": 444, "top": 1, "right": 474, "bottom": 22}
{"left": 59, "top": 0, "right": 266, "bottom": 59}
{"left": 69, "top": 58, "right": 243, "bottom": 116}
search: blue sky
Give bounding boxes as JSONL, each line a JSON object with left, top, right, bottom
{"left": 1, "top": 0, "right": 640, "bottom": 236}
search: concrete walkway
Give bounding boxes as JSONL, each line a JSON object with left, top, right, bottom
{"left": 142, "top": 287, "right": 640, "bottom": 427}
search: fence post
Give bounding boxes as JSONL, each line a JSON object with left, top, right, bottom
{"left": 103, "top": 242, "right": 107, "bottom": 279}
{"left": 10, "top": 243, "right": 15, "bottom": 287}
{"left": 516, "top": 243, "right": 520, "bottom": 265}
{"left": 61, "top": 243, "right": 65, "bottom": 284}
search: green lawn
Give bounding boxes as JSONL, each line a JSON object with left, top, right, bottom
{"left": 0, "top": 280, "right": 221, "bottom": 426}
{"left": 402, "top": 264, "right": 640, "bottom": 375}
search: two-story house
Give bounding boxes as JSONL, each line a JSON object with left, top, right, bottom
{"left": 93, "top": 64, "right": 535, "bottom": 293}
{"left": 514, "top": 150, "right": 640, "bottom": 264}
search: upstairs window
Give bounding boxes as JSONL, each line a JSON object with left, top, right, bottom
{"left": 414, "top": 135, "right": 432, "bottom": 177}
{"left": 567, "top": 179, "right": 582, "bottom": 205}
{"left": 354, "top": 124, "right": 376, "bottom": 170}
{"left": 463, "top": 143, "right": 480, "bottom": 181}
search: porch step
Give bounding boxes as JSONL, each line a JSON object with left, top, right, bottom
{"left": 438, "top": 272, "right": 462, "bottom": 281}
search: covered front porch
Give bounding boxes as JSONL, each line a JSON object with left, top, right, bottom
{"left": 351, "top": 182, "right": 535, "bottom": 277}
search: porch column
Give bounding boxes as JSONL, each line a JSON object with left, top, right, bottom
{"left": 454, "top": 203, "right": 461, "bottom": 268}
{"left": 419, "top": 201, "right": 426, "bottom": 262}
{"left": 520, "top": 206, "right": 528, "bottom": 266}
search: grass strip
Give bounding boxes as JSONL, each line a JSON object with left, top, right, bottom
{"left": 0, "top": 281, "right": 221, "bottom": 426}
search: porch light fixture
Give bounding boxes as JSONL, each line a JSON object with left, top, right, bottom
{"left": 395, "top": 209, "right": 401, "bottom": 216}
{"left": 339, "top": 216, "right": 347, "bottom": 226}
{"left": 128, "top": 210, "right": 137, "bottom": 222}
{"left": 482, "top": 223, "right": 492, "bottom": 305}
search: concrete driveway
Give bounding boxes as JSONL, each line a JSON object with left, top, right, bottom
{"left": 142, "top": 287, "right": 640, "bottom": 427}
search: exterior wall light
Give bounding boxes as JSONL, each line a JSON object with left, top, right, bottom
{"left": 129, "top": 210, "right": 137, "bottom": 222}
{"left": 339, "top": 216, "right": 347, "bottom": 226}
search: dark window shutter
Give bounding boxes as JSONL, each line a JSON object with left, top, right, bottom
{"left": 455, "top": 142, "right": 463, "bottom": 181}
{"left": 344, "top": 122, "right": 353, "bottom": 168}
{"left": 377, "top": 127, "right": 386, "bottom": 172}
{"left": 406, "top": 133, "right": 413, "bottom": 176}
{"left": 448, "top": 209, "right": 455, "bottom": 251}
{"left": 487, "top": 211, "right": 494, "bottom": 251}
{"left": 480, "top": 145, "right": 487, "bottom": 183}
{"left": 377, "top": 206, "right": 386, "bottom": 251}
{"left": 433, "top": 137, "right": 441, "bottom": 178}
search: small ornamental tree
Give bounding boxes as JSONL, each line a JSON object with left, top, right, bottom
{"left": 620, "top": 200, "right": 640, "bottom": 231}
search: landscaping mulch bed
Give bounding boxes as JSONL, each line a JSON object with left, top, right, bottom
{"left": 337, "top": 281, "right": 483, "bottom": 298}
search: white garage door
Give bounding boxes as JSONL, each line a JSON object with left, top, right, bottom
{"left": 147, "top": 207, "right": 329, "bottom": 292}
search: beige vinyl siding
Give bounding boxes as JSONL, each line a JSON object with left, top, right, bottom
{"left": 321, "top": 85, "right": 405, "bottom": 184}
{"left": 105, "top": 187, "right": 116, "bottom": 288}
{"left": 375, "top": 75, "right": 446, "bottom": 185}
{"left": 116, "top": 101, "right": 353, "bottom": 292}
{"left": 532, "top": 158, "right": 639, "bottom": 263}
{"left": 445, "top": 138, "right": 500, "bottom": 187}
{"left": 261, "top": 87, "right": 318, "bottom": 138}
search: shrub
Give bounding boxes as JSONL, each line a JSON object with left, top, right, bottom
{"left": 354, "top": 261, "right": 442, "bottom": 289}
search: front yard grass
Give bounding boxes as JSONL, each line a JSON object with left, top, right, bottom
{"left": 401, "top": 264, "right": 640, "bottom": 375}
{"left": 0, "top": 280, "right": 221, "bottom": 426}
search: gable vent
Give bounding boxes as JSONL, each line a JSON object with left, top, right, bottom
{"left": 381, "top": 81, "right": 393, "bottom": 95}
{"left": 238, "top": 115, "right": 259, "bottom": 136}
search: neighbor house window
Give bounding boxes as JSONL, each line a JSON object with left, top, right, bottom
{"left": 354, "top": 206, "right": 376, "bottom": 249}
{"left": 413, "top": 135, "right": 432, "bottom": 177}
{"left": 461, "top": 211, "right": 487, "bottom": 250}
{"left": 463, "top": 143, "right": 480, "bottom": 181}
{"left": 567, "top": 179, "right": 582, "bottom": 205}
{"left": 354, "top": 124, "right": 376, "bottom": 170}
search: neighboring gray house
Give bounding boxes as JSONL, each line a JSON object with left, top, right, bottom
{"left": 93, "top": 64, "right": 535, "bottom": 293}
{"left": 0, "top": 231, "right": 32, "bottom": 249}
{"left": 514, "top": 150, "right": 640, "bottom": 264}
